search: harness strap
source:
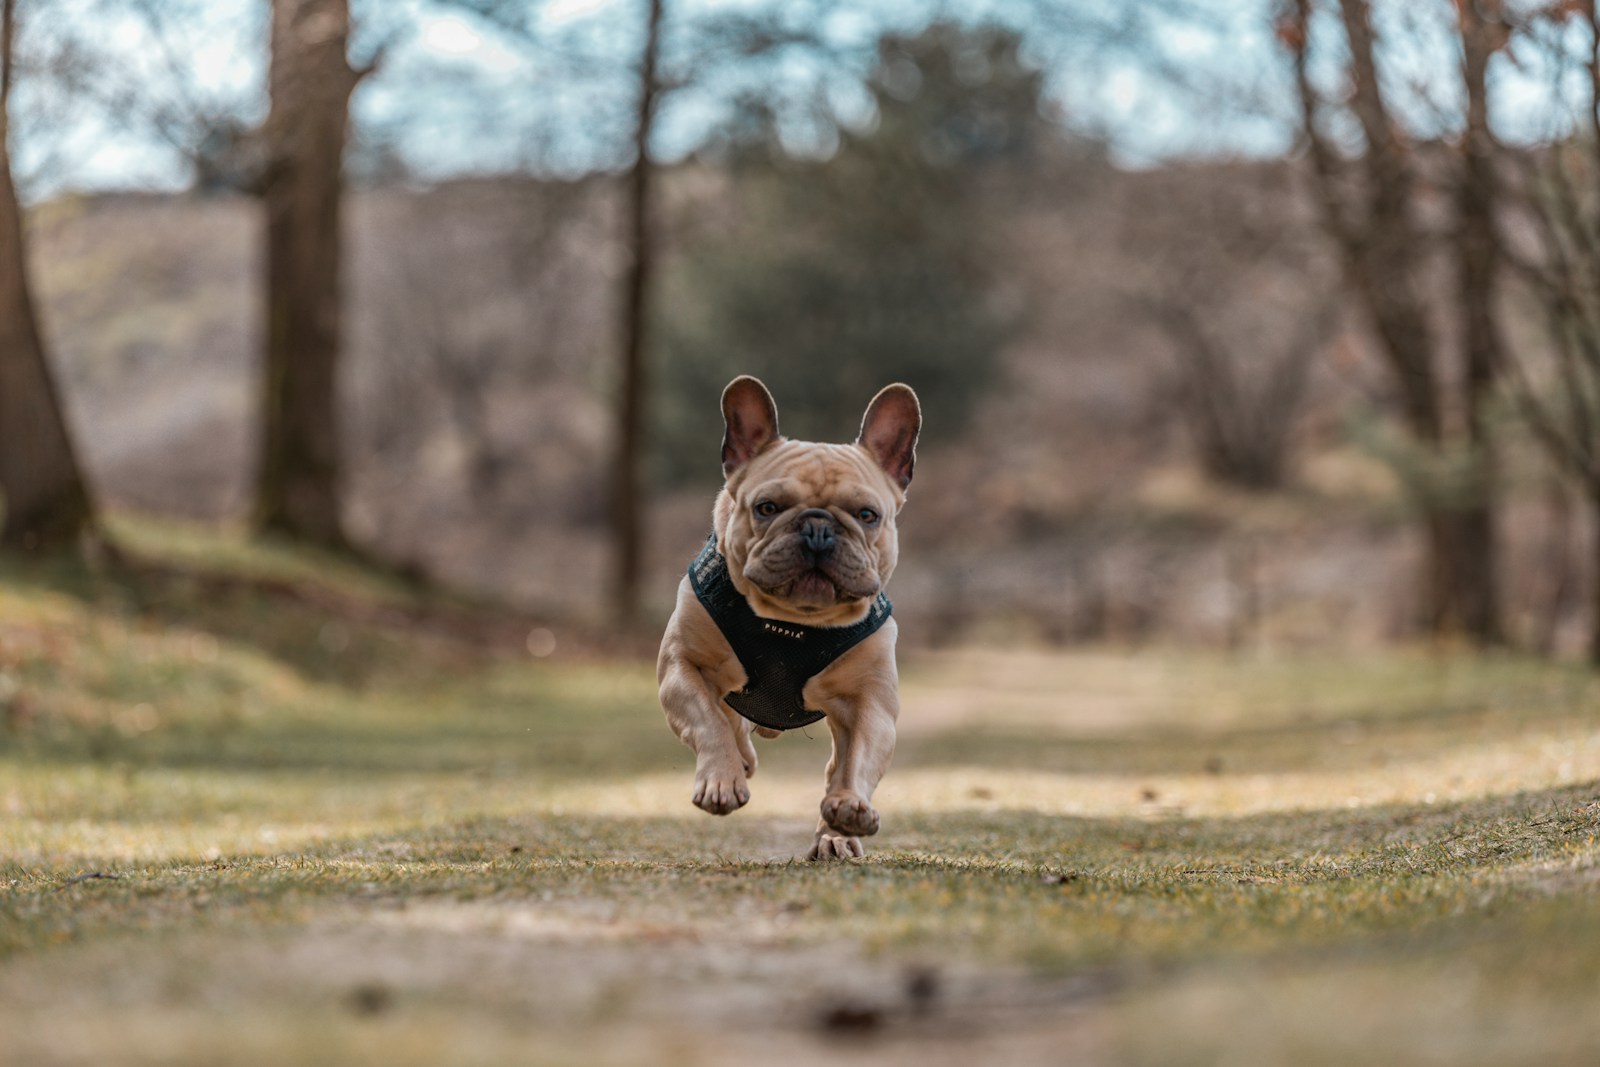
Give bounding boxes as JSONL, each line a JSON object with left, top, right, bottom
{"left": 688, "top": 533, "right": 892, "bottom": 731}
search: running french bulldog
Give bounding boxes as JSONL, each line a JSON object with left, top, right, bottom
{"left": 656, "top": 375, "right": 920, "bottom": 859}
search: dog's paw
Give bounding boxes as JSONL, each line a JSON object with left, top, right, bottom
{"left": 692, "top": 766, "right": 750, "bottom": 816}
{"left": 821, "top": 790, "right": 880, "bottom": 837}
{"left": 807, "top": 829, "right": 863, "bottom": 861}
{"left": 753, "top": 726, "right": 782, "bottom": 740}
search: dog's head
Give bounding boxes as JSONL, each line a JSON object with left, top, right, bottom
{"left": 711, "top": 376, "right": 920, "bottom": 627}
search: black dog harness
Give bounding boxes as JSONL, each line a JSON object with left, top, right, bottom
{"left": 688, "top": 533, "right": 892, "bottom": 732}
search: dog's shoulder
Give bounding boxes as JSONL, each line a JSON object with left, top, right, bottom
{"left": 657, "top": 575, "right": 748, "bottom": 693}
{"left": 802, "top": 618, "right": 900, "bottom": 718}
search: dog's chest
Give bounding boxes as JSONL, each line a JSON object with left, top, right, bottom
{"left": 687, "top": 536, "right": 891, "bottom": 732}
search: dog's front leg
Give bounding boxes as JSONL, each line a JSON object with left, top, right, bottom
{"left": 659, "top": 655, "right": 755, "bottom": 815}
{"left": 809, "top": 690, "right": 897, "bottom": 859}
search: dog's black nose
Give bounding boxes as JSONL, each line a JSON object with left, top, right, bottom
{"left": 798, "top": 509, "right": 836, "bottom": 557}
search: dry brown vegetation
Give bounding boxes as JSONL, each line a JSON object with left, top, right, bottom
{"left": 25, "top": 158, "right": 1584, "bottom": 653}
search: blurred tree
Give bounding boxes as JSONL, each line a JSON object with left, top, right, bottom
{"left": 0, "top": 0, "right": 94, "bottom": 550}
{"left": 1122, "top": 165, "right": 1338, "bottom": 491}
{"left": 125, "top": 0, "right": 266, "bottom": 196}
{"left": 51, "top": 0, "right": 384, "bottom": 549}
{"left": 1498, "top": 3, "right": 1600, "bottom": 661}
{"left": 1282, "top": 0, "right": 1505, "bottom": 644}
{"left": 654, "top": 22, "right": 1048, "bottom": 481}
{"left": 364, "top": 178, "right": 590, "bottom": 510}
{"left": 611, "top": 0, "right": 663, "bottom": 625}
{"left": 254, "top": 0, "right": 373, "bottom": 548}
{"left": 437, "top": 0, "right": 874, "bottom": 621}
{"left": 71, "top": 0, "right": 407, "bottom": 197}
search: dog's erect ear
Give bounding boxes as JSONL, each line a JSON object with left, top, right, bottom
{"left": 857, "top": 383, "right": 921, "bottom": 491}
{"left": 721, "top": 376, "right": 781, "bottom": 476}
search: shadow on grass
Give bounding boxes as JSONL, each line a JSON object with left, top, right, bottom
{"left": 10, "top": 688, "right": 1597, "bottom": 780}
{"left": 10, "top": 623, "right": 1595, "bottom": 777}
{"left": 6, "top": 725, "right": 685, "bottom": 783}
{"left": 0, "top": 541, "right": 524, "bottom": 692}
{"left": 897, "top": 694, "right": 1600, "bottom": 776}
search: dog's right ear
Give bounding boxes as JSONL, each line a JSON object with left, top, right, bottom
{"left": 721, "top": 376, "right": 780, "bottom": 476}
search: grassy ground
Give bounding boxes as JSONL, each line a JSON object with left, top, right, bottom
{"left": 3, "top": 521, "right": 1600, "bottom": 1065}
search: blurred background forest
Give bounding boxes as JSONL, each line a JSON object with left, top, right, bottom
{"left": 5, "top": 0, "right": 1600, "bottom": 658}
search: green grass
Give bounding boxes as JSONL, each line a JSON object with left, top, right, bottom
{"left": 3, "top": 522, "right": 1600, "bottom": 1065}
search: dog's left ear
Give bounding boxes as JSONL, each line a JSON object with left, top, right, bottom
{"left": 857, "top": 383, "right": 921, "bottom": 491}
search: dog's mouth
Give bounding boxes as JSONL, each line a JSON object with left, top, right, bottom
{"left": 789, "top": 569, "right": 837, "bottom": 603}
{"left": 777, "top": 567, "right": 879, "bottom": 611}
{"left": 746, "top": 553, "right": 880, "bottom": 612}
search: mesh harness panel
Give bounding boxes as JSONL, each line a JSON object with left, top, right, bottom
{"left": 687, "top": 532, "right": 892, "bottom": 732}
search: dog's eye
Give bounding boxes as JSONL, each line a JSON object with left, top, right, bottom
{"left": 857, "top": 507, "right": 879, "bottom": 526}
{"left": 754, "top": 501, "right": 780, "bottom": 518}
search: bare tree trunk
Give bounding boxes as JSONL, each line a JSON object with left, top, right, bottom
{"left": 1496, "top": 4, "right": 1600, "bottom": 658}
{"left": 610, "top": 0, "right": 664, "bottom": 625}
{"left": 255, "top": 0, "right": 360, "bottom": 548}
{"left": 0, "top": 0, "right": 92, "bottom": 550}
{"left": 1536, "top": 478, "right": 1575, "bottom": 657}
{"left": 1450, "top": 0, "right": 1505, "bottom": 644}
{"left": 1590, "top": 489, "right": 1600, "bottom": 666}
{"left": 1423, "top": 513, "right": 1463, "bottom": 637}
{"left": 1331, "top": 0, "right": 1442, "bottom": 443}
{"left": 1287, "top": 0, "right": 1501, "bottom": 643}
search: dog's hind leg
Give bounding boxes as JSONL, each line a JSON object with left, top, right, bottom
{"left": 807, "top": 819, "right": 864, "bottom": 860}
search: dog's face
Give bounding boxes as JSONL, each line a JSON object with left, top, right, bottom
{"left": 711, "top": 376, "right": 921, "bottom": 627}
